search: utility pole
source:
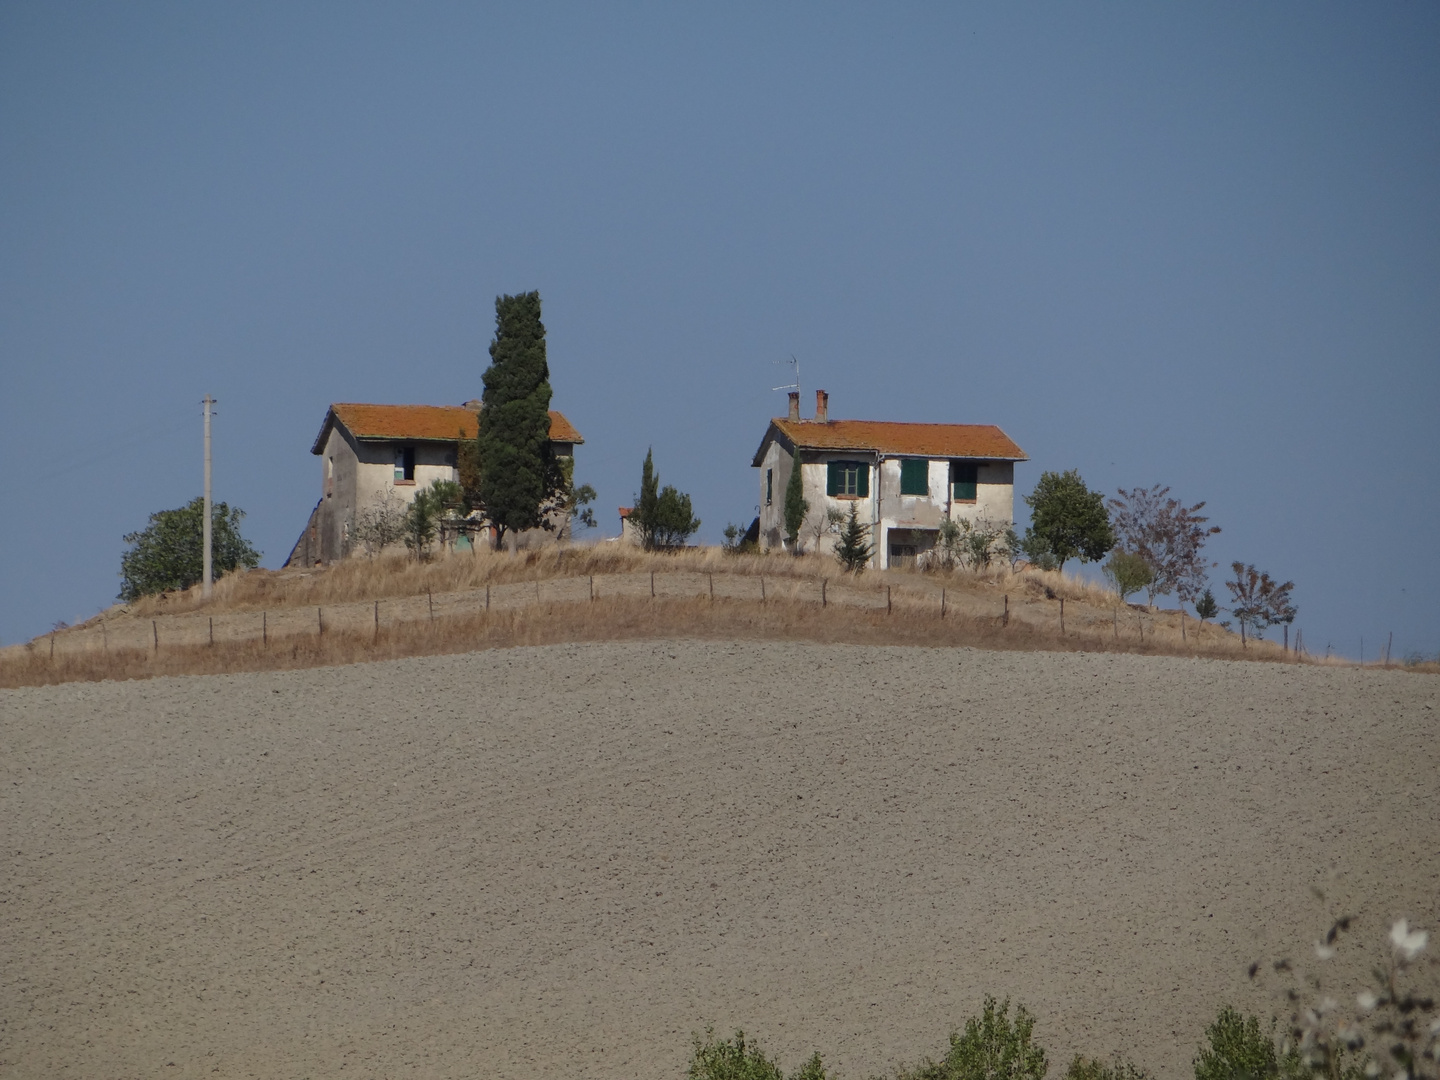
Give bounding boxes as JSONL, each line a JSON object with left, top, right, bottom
{"left": 202, "top": 394, "right": 215, "bottom": 599}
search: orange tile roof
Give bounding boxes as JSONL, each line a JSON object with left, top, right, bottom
{"left": 313, "top": 403, "right": 583, "bottom": 453}
{"left": 753, "top": 418, "right": 1026, "bottom": 465}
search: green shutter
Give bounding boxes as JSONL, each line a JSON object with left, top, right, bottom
{"left": 953, "top": 462, "right": 978, "bottom": 500}
{"left": 901, "top": 458, "right": 928, "bottom": 495}
{"left": 827, "top": 461, "right": 840, "bottom": 496}
{"left": 857, "top": 463, "right": 869, "bottom": 498}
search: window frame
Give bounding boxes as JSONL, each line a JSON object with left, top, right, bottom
{"left": 826, "top": 459, "right": 869, "bottom": 498}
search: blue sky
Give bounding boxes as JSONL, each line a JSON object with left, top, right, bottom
{"left": 2, "top": 3, "right": 1437, "bottom": 660}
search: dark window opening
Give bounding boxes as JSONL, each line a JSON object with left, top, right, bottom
{"left": 395, "top": 446, "right": 416, "bottom": 482}
{"left": 952, "top": 462, "right": 978, "bottom": 500}
{"left": 766, "top": 468, "right": 773, "bottom": 506}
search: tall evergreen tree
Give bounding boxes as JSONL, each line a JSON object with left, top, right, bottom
{"left": 783, "top": 447, "right": 808, "bottom": 553}
{"left": 476, "top": 291, "right": 555, "bottom": 547}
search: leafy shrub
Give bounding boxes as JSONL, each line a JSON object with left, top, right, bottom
{"left": 897, "top": 996, "right": 1049, "bottom": 1080}
{"left": 687, "top": 1029, "right": 827, "bottom": 1080}
{"left": 1103, "top": 550, "right": 1155, "bottom": 603}
{"left": 1193, "top": 1006, "right": 1303, "bottom": 1080}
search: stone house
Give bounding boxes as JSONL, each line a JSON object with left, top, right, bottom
{"left": 751, "top": 390, "right": 1026, "bottom": 570}
{"left": 287, "top": 401, "right": 584, "bottom": 565}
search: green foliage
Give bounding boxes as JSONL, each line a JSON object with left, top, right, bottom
{"left": 834, "top": 503, "right": 873, "bottom": 573}
{"left": 352, "top": 490, "right": 408, "bottom": 555}
{"left": 1103, "top": 549, "right": 1155, "bottom": 602}
{"left": 1018, "top": 529, "right": 1060, "bottom": 572}
{"left": 457, "top": 426, "right": 483, "bottom": 512}
{"left": 1065, "top": 1056, "right": 1152, "bottom": 1080}
{"left": 476, "top": 291, "right": 558, "bottom": 546}
{"left": 686, "top": 1030, "right": 828, "bottom": 1080}
{"left": 898, "top": 996, "right": 1049, "bottom": 1080}
{"left": 784, "top": 448, "right": 808, "bottom": 552}
{"left": 119, "top": 497, "right": 260, "bottom": 601}
{"left": 633, "top": 447, "right": 700, "bottom": 550}
{"left": 688, "top": 1029, "right": 784, "bottom": 1080}
{"left": 1194, "top": 588, "right": 1219, "bottom": 622}
{"left": 1108, "top": 484, "right": 1220, "bottom": 607}
{"left": 1023, "top": 470, "right": 1115, "bottom": 572}
{"left": 404, "top": 479, "right": 463, "bottom": 559}
{"left": 1193, "top": 1007, "right": 1302, "bottom": 1080}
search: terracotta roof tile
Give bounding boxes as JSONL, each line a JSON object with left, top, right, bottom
{"left": 313, "top": 403, "right": 583, "bottom": 453}
{"left": 755, "top": 418, "right": 1025, "bottom": 464}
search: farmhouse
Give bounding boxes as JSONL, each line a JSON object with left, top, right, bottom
{"left": 752, "top": 390, "right": 1027, "bottom": 570}
{"left": 287, "top": 401, "right": 583, "bottom": 565}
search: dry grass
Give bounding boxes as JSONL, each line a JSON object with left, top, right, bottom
{"left": 6, "top": 559, "right": 1386, "bottom": 693}
{"left": 8, "top": 542, "right": 1429, "bottom": 688}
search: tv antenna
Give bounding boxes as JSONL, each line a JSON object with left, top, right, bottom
{"left": 771, "top": 354, "right": 800, "bottom": 397}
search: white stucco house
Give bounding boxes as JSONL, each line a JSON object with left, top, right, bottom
{"left": 752, "top": 390, "right": 1027, "bottom": 570}
{"left": 287, "top": 400, "right": 584, "bottom": 565}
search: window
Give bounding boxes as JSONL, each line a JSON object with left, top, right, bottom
{"left": 766, "top": 468, "right": 773, "bottom": 506}
{"left": 900, "top": 458, "right": 929, "bottom": 496}
{"left": 394, "top": 446, "right": 416, "bottom": 483}
{"left": 953, "top": 462, "right": 978, "bottom": 501}
{"left": 826, "top": 460, "right": 869, "bottom": 497}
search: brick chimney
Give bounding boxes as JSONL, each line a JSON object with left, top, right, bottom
{"left": 815, "top": 389, "right": 829, "bottom": 422}
{"left": 788, "top": 391, "right": 800, "bottom": 421}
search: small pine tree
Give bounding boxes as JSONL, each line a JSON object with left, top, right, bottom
{"left": 834, "top": 504, "right": 873, "bottom": 573}
{"left": 1194, "top": 587, "right": 1218, "bottom": 624}
{"left": 783, "top": 447, "right": 808, "bottom": 553}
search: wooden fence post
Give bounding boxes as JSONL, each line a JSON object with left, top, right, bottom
{"left": 1059, "top": 597, "right": 1064, "bottom": 635}
{"left": 1003, "top": 594, "right": 1008, "bottom": 627}
{"left": 1385, "top": 631, "right": 1393, "bottom": 666}
{"left": 1113, "top": 608, "right": 1118, "bottom": 641}
{"left": 651, "top": 570, "right": 655, "bottom": 598}
{"left": 152, "top": 619, "right": 158, "bottom": 652}
{"left": 318, "top": 607, "right": 324, "bottom": 635}
{"left": 941, "top": 587, "right": 946, "bottom": 618}
{"left": 427, "top": 588, "right": 434, "bottom": 622}
{"left": 887, "top": 585, "right": 892, "bottom": 614}
{"left": 485, "top": 584, "right": 490, "bottom": 611}
{"left": 1181, "top": 609, "right": 1186, "bottom": 643}
{"left": 589, "top": 575, "right": 594, "bottom": 602}
{"left": 374, "top": 600, "right": 380, "bottom": 641}
{"left": 208, "top": 617, "right": 213, "bottom": 647}
{"left": 262, "top": 611, "right": 267, "bottom": 646}
{"left": 709, "top": 572, "right": 714, "bottom": 600}
{"left": 760, "top": 575, "right": 765, "bottom": 602}
{"left": 822, "top": 579, "right": 827, "bottom": 607}
{"left": 50, "top": 633, "right": 55, "bottom": 661}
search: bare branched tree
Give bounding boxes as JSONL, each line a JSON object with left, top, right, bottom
{"left": 1109, "top": 484, "right": 1221, "bottom": 609}
{"left": 1224, "top": 562, "right": 1296, "bottom": 646}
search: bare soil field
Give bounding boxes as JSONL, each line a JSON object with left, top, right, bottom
{"left": 2, "top": 641, "right": 1436, "bottom": 1080}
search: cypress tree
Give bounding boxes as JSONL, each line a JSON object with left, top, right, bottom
{"left": 476, "top": 291, "right": 554, "bottom": 547}
{"left": 783, "top": 447, "right": 808, "bottom": 553}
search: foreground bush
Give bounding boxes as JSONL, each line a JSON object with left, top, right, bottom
{"left": 895, "top": 997, "right": 1049, "bottom": 1080}
{"left": 688, "top": 1028, "right": 827, "bottom": 1080}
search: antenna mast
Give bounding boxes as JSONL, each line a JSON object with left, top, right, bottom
{"left": 771, "top": 354, "right": 800, "bottom": 398}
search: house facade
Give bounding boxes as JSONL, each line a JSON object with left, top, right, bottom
{"left": 287, "top": 401, "right": 583, "bottom": 565}
{"left": 751, "top": 390, "right": 1026, "bottom": 570}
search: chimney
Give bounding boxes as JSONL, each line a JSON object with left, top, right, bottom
{"left": 815, "top": 389, "right": 829, "bottom": 422}
{"left": 788, "top": 391, "right": 800, "bottom": 421}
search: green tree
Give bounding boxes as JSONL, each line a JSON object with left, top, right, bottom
{"left": 632, "top": 448, "right": 700, "bottom": 549}
{"left": 476, "top": 291, "right": 558, "bottom": 548}
{"left": 783, "top": 447, "right": 808, "bottom": 553}
{"left": 688, "top": 1029, "right": 784, "bottom": 1080}
{"left": 834, "top": 504, "right": 874, "bottom": 573}
{"left": 1103, "top": 549, "right": 1155, "bottom": 602}
{"left": 1193, "top": 1007, "right": 1304, "bottom": 1080}
{"left": 119, "top": 497, "right": 260, "bottom": 601}
{"left": 1194, "top": 588, "right": 1219, "bottom": 624}
{"left": 1023, "top": 469, "right": 1115, "bottom": 573}
{"left": 1224, "top": 563, "right": 1296, "bottom": 646}
{"left": 404, "top": 479, "right": 464, "bottom": 559}
{"left": 898, "top": 996, "right": 1048, "bottom": 1080}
